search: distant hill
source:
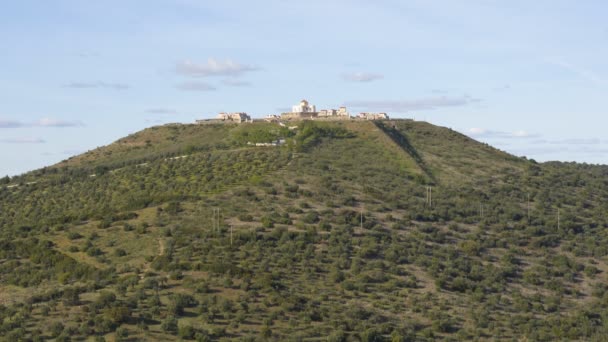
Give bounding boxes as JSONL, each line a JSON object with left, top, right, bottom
{"left": 2, "top": 119, "right": 608, "bottom": 341}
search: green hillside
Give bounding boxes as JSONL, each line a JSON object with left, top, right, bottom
{"left": 2, "top": 119, "right": 608, "bottom": 341}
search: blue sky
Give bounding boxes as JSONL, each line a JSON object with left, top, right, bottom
{"left": 1, "top": 0, "right": 608, "bottom": 176}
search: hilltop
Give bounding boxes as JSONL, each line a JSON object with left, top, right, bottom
{"left": 2, "top": 119, "right": 608, "bottom": 341}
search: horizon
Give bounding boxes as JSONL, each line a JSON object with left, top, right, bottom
{"left": 2, "top": 1, "right": 608, "bottom": 176}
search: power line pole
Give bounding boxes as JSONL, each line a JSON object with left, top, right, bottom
{"left": 527, "top": 193, "right": 530, "bottom": 223}
{"left": 360, "top": 206, "right": 364, "bottom": 230}
{"left": 212, "top": 208, "right": 221, "bottom": 232}
{"left": 557, "top": 208, "right": 561, "bottom": 231}
{"left": 212, "top": 208, "right": 216, "bottom": 231}
{"left": 230, "top": 225, "right": 233, "bottom": 247}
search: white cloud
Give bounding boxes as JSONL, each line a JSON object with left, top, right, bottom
{"left": 466, "top": 129, "right": 608, "bottom": 162}
{"left": 175, "top": 82, "right": 217, "bottom": 91}
{"left": 62, "top": 149, "right": 84, "bottom": 156}
{"left": 0, "top": 118, "right": 83, "bottom": 128}
{"left": 64, "top": 81, "right": 130, "bottom": 90}
{"left": 222, "top": 79, "right": 252, "bottom": 87}
{"left": 492, "top": 84, "right": 511, "bottom": 92}
{"left": 0, "top": 137, "right": 46, "bottom": 144}
{"left": 509, "top": 145, "right": 608, "bottom": 159}
{"left": 175, "top": 58, "right": 259, "bottom": 78}
{"left": 74, "top": 51, "right": 100, "bottom": 58}
{"left": 468, "top": 127, "right": 488, "bottom": 135}
{"left": 344, "top": 96, "right": 480, "bottom": 112}
{"left": 0, "top": 119, "right": 23, "bottom": 128}
{"left": 35, "top": 118, "right": 83, "bottom": 127}
{"left": 547, "top": 58, "right": 607, "bottom": 87}
{"left": 341, "top": 72, "right": 384, "bottom": 83}
{"left": 547, "top": 138, "right": 602, "bottom": 145}
{"left": 465, "top": 128, "right": 539, "bottom": 139}
{"left": 512, "top": 130, "right": 535, "bottom": 138}
{"left": 145, "top": 108, "right": 178, "bottom": 114}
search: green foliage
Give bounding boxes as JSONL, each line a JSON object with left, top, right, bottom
{"left": 295, "top": 121, "right": 355, "bottom": 151}
{"left": 361, "top": 328, "right": 385, "bottom": 342}
{"left": 162, "top": 316, "right": 178, "bottom": 334}
{"left": 3, "top": 120, "right": 608, "bottom": 341}
{"left": 178, "top": 324, "right": 196, "bottom": 339}
{"left": 0, "top": 239, "right": 109, "bottom": 286}
{"left": 0, "top": 175, "right": 10, "bottom": 185}
{"left": 231, "top": 124, "right": 293, "bottom": 145}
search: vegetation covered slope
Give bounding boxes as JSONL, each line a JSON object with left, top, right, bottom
{"left": 2, "top": 120, "right": 608, "bottom": 341}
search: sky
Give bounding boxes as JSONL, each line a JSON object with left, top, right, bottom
{"left": 1, "top": 0, "right": 608, "bottom": 176}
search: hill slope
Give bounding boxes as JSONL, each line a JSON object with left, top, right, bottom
{"left": 2, "top": 120, "right": 608, "bottom": 341}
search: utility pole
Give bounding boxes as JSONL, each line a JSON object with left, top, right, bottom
{"left": 212, "top": 208, "right": 216, "bottom": 231}
{"left": 527, "top": 193, "right": 530, "bottom": 223}
{"left": 360, "top": 206, "right": 364, "bottom": 230}
{"left": 557, "top": 208, "right": 561, "bottom": 231}
{"left": 230, "top": 225, "right": 233, "bottom": 247}
{"left": 212, "top": 208, "right": 221, "bottom": 232}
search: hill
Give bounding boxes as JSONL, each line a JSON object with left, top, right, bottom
{"left": 2, "top": 119, "right": 608, "bottom": 341}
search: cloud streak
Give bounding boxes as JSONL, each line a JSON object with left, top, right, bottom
{"left": 0, "top": 138, "right": 46, "bottom": 144}
{"left": 145, "top": 108, "right": 178, "bottom": 114}
{"left": 548, "top": 58, "right": 607, "bottom": 86}
{"left": 529, "top": 138, "right": 604, "bottom": 145}
{"left": 0, "top": 118, "right": 83, "bottom": 128}
{"left": 35, "top": 118, "right": 83, "bottom": 127}
{"left": 175, "top": 82, "right": 217, "bottom": 91}
{"left": 64, "top": 81, "right": 130, "bottom": 90}
{"left": 466, "top": 128, "right": 540, "bottom": 139}
{"left": 176, "top": 58, "right": 259, "bottom": 78}
{"left": 341, "top": 72, "right": 384, "bottom": 83}
{"left": 222, "top": 79, "right": 252, "bottom": 87}
{"left": 344, "top": 96, "right": 480, "bottom": 112}
{"left": 0, "top": 119, "right": 24, "bottom": 128}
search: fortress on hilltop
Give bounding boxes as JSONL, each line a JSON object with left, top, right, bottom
{"left": 280, "top": 99, "right": 387, "bottom": 121}
{"left": 195, "top": 98, "right": 389, "bottom": 124}
{"left": 196, "top": 112, "right": 252, "bottom": 124}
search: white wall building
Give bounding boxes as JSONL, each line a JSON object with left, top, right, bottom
{"left": 358, "top": 112, "right": 389, "bottom": 120}
{"left": 318, "top": 109, "right": 336, "bottom": 117}
{"left": 337, "top": 106, "right": 349, "bottom": 117}
{"left": 216, "top": 112, "right": 252, "bottom": 123}
{"left": 291, "top": 99, "right": 316, "bottom": 113}
{"left": 318, "top": 106, "right": 349, "bottom": 118}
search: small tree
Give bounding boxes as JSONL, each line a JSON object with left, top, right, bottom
{"left": 162, "top": 316, "right": 178, "bottom": 334}
{"left": 0, "top": 175, "right": 10, "bottom": 185}
{"left": 178, "top": 324, "right": 195, "bottom": 339}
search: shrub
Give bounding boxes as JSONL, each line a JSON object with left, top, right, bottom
{"left": 179, "top": 324, "right": 196, "bottom": 339}
{"left": 162, "top": 316, "right": 178, "bottom": 334}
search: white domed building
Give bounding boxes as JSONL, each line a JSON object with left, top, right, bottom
{"left": 281, "top": 99, "right": 319, "bottom": 120}
{"left": 291, "top": 99, "right": 316, "bottom": 113}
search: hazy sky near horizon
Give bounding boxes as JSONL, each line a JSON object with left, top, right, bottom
{"left": 1, "top": 0, "right": 608, "bottom": 176}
